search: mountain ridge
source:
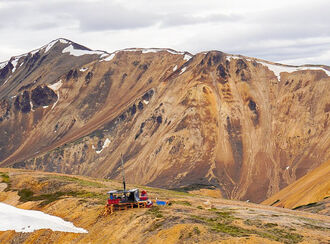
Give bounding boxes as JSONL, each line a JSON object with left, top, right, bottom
{"left": 2, "top": 38, "right": 330, "bottom": 69}
{"left": 0, "top": 39, "right": 329, "bottom": 203}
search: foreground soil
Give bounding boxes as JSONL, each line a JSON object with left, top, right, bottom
{"left": 0, "top": 168, "right": 329, "bottom": 244}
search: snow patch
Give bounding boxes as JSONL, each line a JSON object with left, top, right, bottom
{"left": 45, "top": 40, "right": 57, "bottom": 53}
{"left": 49, "top": 80, "right": 62, "bottom": 110}
{"left": 166, "top": 49, "right": 180, "bottom": 55}
{"left": 0, "top": 202, "right": 87, "bottom": 233}
{"left": 30, "top": 101, "right": 35, "bottom": 112}
{"left": 80, "top": 67, "right": 88, "bottom": 72}
{"left": 100, "top": 53, "right": 115, "bottom": 62}
{"left": 96, "top": 138, "right": 111, "bottom": 154}
{"left": 52, "top": 92, "right": 60, "bottom": 110}
{"left": 226, "top": 55, "right": 241, "bottom": 61}
{"left": 286, "top": 166, "right": 290, "bottom": 170}
{"left": 43, "top": 106, "right": 49, "bottom": 109}
{"left": 183, "top": 54, "right": 192, "bottom": 61}
{"left": 30, "top": 49, "right": 39, "bottom": 55}
{"left": 257, "top": 61, "right": 330, "bottom": 81}
{"left": 48, "top": 80, "right": 62, "bottom": 91}
{"left": 143, "top": 100, "right": 149, "bottom": 105}
{"left": 180, "top": 67, "right": 187, "bottom": 74}
{"left": 59, "top": 39, "right": 68, "bottom": 44}
{"left": 173, "top": 65, "right": 177, "bottom": 72}
{"left": 0, "top": 61, "right": 8, "bottom": 69}
{"left": 62, "top": 45, "right": 105, "bottom": 57}
{"left": 123, "top": 48, "right": 140, "bottom": 52}
{"left": 121, "top": 48, "right": 192, "bottom": 58}
{"left": 100, "top": 53, "right": 108, "bottom": 58}
{"left": 42, "top": 39, "right": 69, "bottom": 53}
{"left": 11, "top": 58, "right": 19, "bottom": 73}
{"left": 142, "top": 48, "right": 159, "bottom": 54}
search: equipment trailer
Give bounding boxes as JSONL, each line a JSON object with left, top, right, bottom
{"left": 103, "top": 154, "right": 152, "bottom": 215}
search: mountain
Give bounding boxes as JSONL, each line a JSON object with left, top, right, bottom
{"left": 262, "top": 159, "right": 330, "bottom": 215}
{"left": 1, "top": 168, "right": 329, "bottom": 243}
{"left": 0, "top": 38, "right": 329, "bottom": 203}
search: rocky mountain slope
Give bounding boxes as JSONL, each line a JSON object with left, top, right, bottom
{"left": 263, "top": 159, "right": 330, "bottom": 215}
{"left": 0, "top": 168, "right": 329, "bottom": 244}
{"left": 0, "top": 39, "right": 329, "bottom": 203}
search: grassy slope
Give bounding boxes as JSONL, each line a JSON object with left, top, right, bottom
{"left": 262, "top": 160, "right": 330, "bottom": 211}
{"left": 0, "top": 168, "right": 329, "bottom": 244}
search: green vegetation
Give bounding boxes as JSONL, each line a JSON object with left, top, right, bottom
{"left": 0, "top": 172, "right": 11, "bottom": 191}
{"left": 244, "top": 219, "right": 263, "bottom": 227}
{"left": 215, "top": 210, "right": 236, "bottom": 222}
{"left": 0, "top": 172, "right": 10, "bottom": 183}
{"left": 302, "top": 223, "right": 329, "bottom": 231}
{"left": 193, "top": 226, "right": 201, "bottom": 235}
{"left": 147, "top": 206, "right": 163, "bottom": 218}
{"left": 244, "top": 220, "right": 279, "bottom": 229}
{"left": 18, "top": 188, "right": 106, "bottom": 206}
{"left": 211, "top": 222, "right": 251, "bottom": 237}
{"left": 51, "top": 175, "right": 106, "bottom": 188}
{"left": 257, "top": 228, "right": 303, "bottom": 244}
{"left": 264, "top": 223, "right": 278, "bottom": 228}
{"left": 197, "top": 205, "right": 203, "bottom": 209}
{"left": 191, "top": 213, "right": 303, "bottom": 243}
{"left": 147, "top": 220, "right": 164, "bottom": 232}
{"left": 139, "top": 185, "right": 194, "bottom": 197}
{"left": 171, "top": 184, "right": 216, "bottom": 192}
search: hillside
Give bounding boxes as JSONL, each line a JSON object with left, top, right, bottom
{"left": 262, "top": 159, "right": 330, "bottom": 215}
{"left": 0, "top": 39, "right": 330, "bottom": 203}
{"left": 0, "top": 168, "right": 329, "bottom": 244}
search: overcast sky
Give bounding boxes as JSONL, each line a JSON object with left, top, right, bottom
{"left": 0, "top": 0, "right": 329, "bottom": 65}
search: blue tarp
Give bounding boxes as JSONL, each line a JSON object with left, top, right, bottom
{"left": 156, "top": 200, "right": 166, "bottom": 206}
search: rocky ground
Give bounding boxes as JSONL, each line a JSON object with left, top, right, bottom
{"left": 0, "top": 168, "right": 329, "bottom": 244}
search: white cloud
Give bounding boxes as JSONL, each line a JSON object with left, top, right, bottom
{"left": 0, "top": 0, "right": 329, "bottom": 66}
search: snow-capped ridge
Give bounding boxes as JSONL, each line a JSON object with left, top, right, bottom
{"left": 257, "top": 61, "right": 330, "bottom": 80}
{"left": 44, "top": 38, "right": 71, "bottom": 53}
{"left": 0, "top": 61, "right": 8, "bottom": 69}
{"left": 119, "top": 48, "right": 193, "bottom": 59}
{"left": 100, "top": 53, "right": 116, "bottom": 62}
{"left": 62, "top": 45, "right": 107, "bottom": 57}
{"left": 226, "top": 54, "right": 330, "bottom": 80}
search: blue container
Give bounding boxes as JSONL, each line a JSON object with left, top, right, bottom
{"left": 156, "top": 200, "right": 166, "bottom": 206}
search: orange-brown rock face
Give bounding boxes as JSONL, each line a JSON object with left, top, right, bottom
{"left": 0, "top": 39, "right": 329, "bottom": 203}
{"left": 262, "top": 159, "right": 330, "bottom": 212}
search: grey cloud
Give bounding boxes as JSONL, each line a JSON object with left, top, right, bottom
{"left": 0, "top": 1, "right": 68, "bottom": 30}
{"left": 76, "top": 6, "right": 159, "bottom": 31}
{"left": 0, "top": 0, "right": 329, "bottom": 66}
{"left": 35, "top": 1, "right": 160, "bottom": 31}
{"left": 29, "top": 22, "right": 60, "bottom": 30}
{"left": 160, "top": 13, "right": 242, "bottom": 27}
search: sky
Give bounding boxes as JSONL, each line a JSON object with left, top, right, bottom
{"left": 0, "top": 0, "right": 329, "bottom": 65}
